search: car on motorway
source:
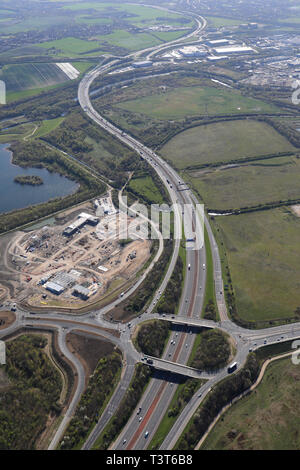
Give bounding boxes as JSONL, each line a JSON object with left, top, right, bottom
{"left": 144, "top": 431, "right": 149, "bottom": 438}
{"left": 139, "top": 417, "right": 142, "bottom": 422}
{"left": 123, "top": 439, "right": 127, "bottom": 445}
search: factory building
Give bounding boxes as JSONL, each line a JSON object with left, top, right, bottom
{"left": 213, "top": 45, "right": 255, "bottom": 55}
{"left": 207, "top": 55, "right": 228, "bottom": 61}
{"left": 179, "top": 46, "right": 207, "bottom": 57}
{"left": 132, "top": 61, "right": 153, "bottom": 68}
{"left": 45, "top": 281, "right": 65, "bottom": 295}
{"left": 208, "top": 39, "right": 231, "bottom": 46}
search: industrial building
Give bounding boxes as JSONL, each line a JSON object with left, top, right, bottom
{"left": 208, "top": 39, "right": 231, "bottom": 46}
{"left": 132, "top": 61, "right": 152, "bottom": 68}
{"left": 178, "top": 46, "right": 207, "bottom": 57}
{"left": 73, "top": 284, "right": 90, "bottom": 300}
{"left": 213, "top": 45, "right": 255, "bottom": 55}
{"left": 63, "top": 212, "right": 99, "bottom": 236}
{"left": 207, "top": 55, "right": 228, "bottom": 61}
{"left": 51, "top": 271, "right": 75, "bottom": 288}
{"left": 45, "top": 281, "right": 65, "bottom": 295}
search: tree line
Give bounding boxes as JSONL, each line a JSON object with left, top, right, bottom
{"left": 60, "top": 352, "right": 122, "bottom": 450}
{"left": 136, "top": 320, "right": 170, "bottom": 358}
{"left": 0, "top": 335, "right": 62, "bottom": 450}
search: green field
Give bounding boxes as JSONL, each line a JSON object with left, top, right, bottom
{"left": 33, "top": 118, "right": 65, "bottom": 139}
{"left": 0, "top": 121, "right": 37, "bottom": 143}
{"left": 6, "top": 83, "right": 67, "bottom": 103}
{"left": 37, "top": 37, "right": 104, "bottom": 56}
{"left": 188, "top": 155, "right": 300, "bottom": 211}
{"left": 71, "top": 61, "right": 95, "bottom": 73}
{"left": 0, "top": 63, "right": 69, "bottom": 93}
{"left": 213, "top": 207, "right": 300, "bottom": 322}
{"left": 160, "top": 120, "right": 294, "bottom": 169}
{"left": 100, "top": 29, "right": 162, "bottom": 50}
{"left": 118, "top": 86, "right": 280, "bottom": 120}
{"left": 202, "top": 357, "right": 300, "bottom": 450}
{"left": 152, "top": 30, "right": 189, "bottom": 42}
{"left": 206, "top": 16, "right": 244, "bottom": 27}
{"left": 0, "top": 14, "right": 74, "bottom": 34}
{"left": 0, "top": 2, "right": 192, "bottom": 58}
{"left": 128, "top": 174, "right": 165, "bottom": 205}
{"left": 63, "top": 2, "right": 190, "bottom": 27}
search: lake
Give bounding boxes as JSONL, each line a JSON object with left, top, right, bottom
{"left": 0, "top": 143, "right": 78, "bottom": 214}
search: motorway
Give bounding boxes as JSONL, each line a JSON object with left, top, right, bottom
{"left": 1, "top": 4, "right": 300, "bottom": 452}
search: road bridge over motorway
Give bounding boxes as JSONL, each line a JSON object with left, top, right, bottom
{"left": 141, "top": 356, "right": 215, "bottom": 380}
{"left": 154, "top": 314, "right": 216, "bottom": 330}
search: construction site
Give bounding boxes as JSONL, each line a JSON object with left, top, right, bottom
{"left": 4, "top": 195, "right": 152, "bottom": 310}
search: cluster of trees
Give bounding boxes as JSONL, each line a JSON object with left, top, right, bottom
{"left": 60, "top": 352, "right": 122, "bottom": 450}
{"left": 0, "top": 81, "right": 78, "bottom": 122}
{"left": 43, "top": 110, "right": 140, "bottom": 189}
{"left": 136, "top": 320, "right": 170, "bottom": 357}
{"left": 157, "top": 255, "right": 184, "bottom": 314}
{"left": 185, "top": 151, "right": 294, "bottom": 172}
{"left": 203, "top": 300, "right": 217, "bottom": 321}
{"left": 168, "top": 379, "right": 202, "bottom": 418}
{"left": 208, "top": 195, "right": 300, "bottom": 216}
{"left": 97, "top": 364, "right": 152, "bottom": 449}
{"left": 0, "top": 335, "right": 62, "bottom": 450}
{"left": 256, "top": 116, "right": 300, "bottom": 149}
{"left": 43, "top": 112, "right": 94, "bottom": 155}
{"left": 101, "top": 106, "right": 183, "bottom": 151}
{"left": 123, "top": 238, "right": 173, "bottom": 316}
{"left": 177, "top": 353, "right": 260, "bottom": 450}
{"left": 14, "top": 175, "right": 43, "bottom": 186}
{"left": 191, "top": 330, "right": 231, "bottom": 372}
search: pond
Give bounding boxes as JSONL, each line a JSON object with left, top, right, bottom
{"left": 0, "top": 144, "right": 79, "bottom": 214}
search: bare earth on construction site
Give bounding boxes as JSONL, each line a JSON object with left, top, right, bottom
{"left": 66, "top": 331, "right": 121, "bottom": 381}
{"left": 2, "top": 195, "right": 152, "bottom": 310}
{"left": 0, "top": 311, "right": 16, "bottom": 330}
{"left": 291, "top": 205, "right": 300, "bottom": 217}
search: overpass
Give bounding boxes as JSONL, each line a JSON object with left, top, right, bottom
{"left": 153, "top": 314, "right": 216, "bottom": 330}
{"left": 141, "top": 355, "right": 215, "bottom": 380}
